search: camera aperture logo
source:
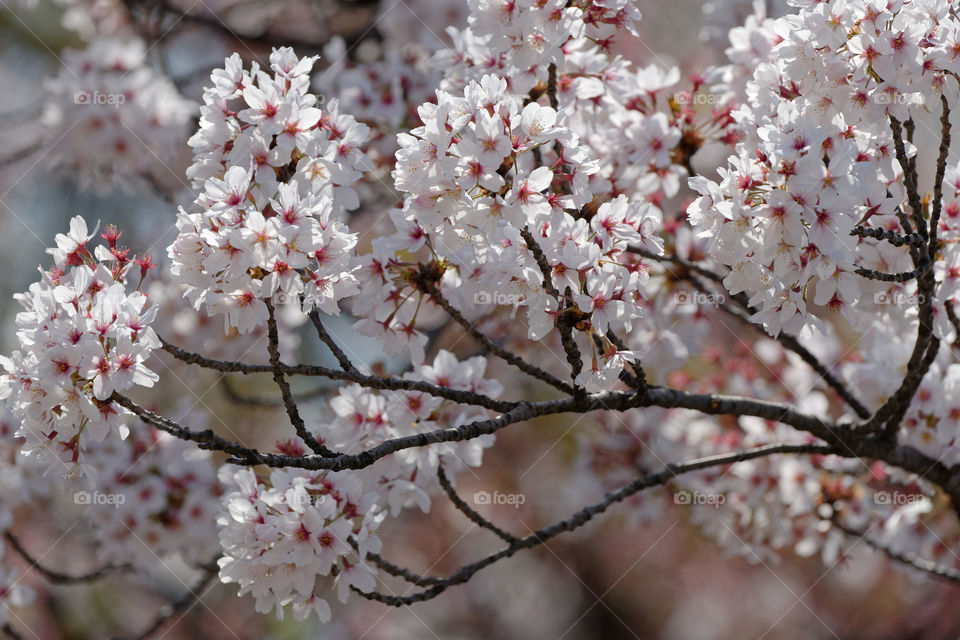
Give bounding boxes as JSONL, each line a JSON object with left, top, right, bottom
{"left": 473, "top": 490, "right": 525, "bottom": 508}
{"left": 272, "top": 291, "right": 299, "bottom": 307}
{"left": 74, "top": 491, "right": 126, "bottom": 508}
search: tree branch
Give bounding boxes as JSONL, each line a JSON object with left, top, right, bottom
{"left": 112, "top": 393, "right": 267, "bottom": 464}
{"left": 361, "top": 550, "right": 446, "bottom": 587}
{"left": 861, "top": 114, "right": 944, "bottom": 438}
{"left": 356, "top": 442, "right": 836, "bottom": 605}
{"left": 159, "top": 336, "right": 518, "bottom": 413}
{"left": 265, "top": 300, "right": 336, "bottom": 457}
{"left": 854, "top": 262, "right": 931, "bottom": 283}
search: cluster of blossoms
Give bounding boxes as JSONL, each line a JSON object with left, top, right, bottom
{"left": 82, "top": 426, "right": 222, "bottom": 568}
{"left": 352, "top": 72, "right": 663, "bottom": 388}
{"left": 437, "top": 0, "right": 641, "bottom": 94}
{"left": 689, "top": 0, "right": 960, "bottom": 337}
{"left": 435, "top": 0, "right": 698, "bottom": 208}
{"left": 432, "top": 0, "right": 740, "bottom": 260}
{"left": 42, "top": 38, "right": 195, "bottom": 193}
{"left": 170, "top": 49, "right": 372, "bottom": 332}
{"left": 319, "top": 349, "right": 503, "bottom": 512}
{"left": 11, "top": 0, "right": 960, "bottom": 632}
{"left": 342, "top": 0, "right": 745, "bottom": 390}
{"left": 217, "top": 348, "right": 502, "bottom": 620}
{"left": 0, "top": 217, "right": 159, "bottom": 477}
{"left": 217, "top": 466, "right": 382, "bottom": 622}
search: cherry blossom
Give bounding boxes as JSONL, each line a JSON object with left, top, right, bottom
{"left": 6, "top": 0, "right": 960, "bottom": 635}
{"left": 217, "top": 465, "right": 383, "bottom": 622}
{"left": 170, "top": 49, "right": 369, "bottom": 332}
{"left": 0, "top": 216, "right": 159, "bottom": 477}
{"left": 690, "top": 0, "right": 960, "bottom": 337}
{"left": 43, "top": 37, "right": 195, "bottom": 193}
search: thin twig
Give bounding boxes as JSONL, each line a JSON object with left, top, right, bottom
{"left": 5, "top": 531, "right": 128, "bottom": 584}
{"left": 889, "top": 116, "right": 926, "bottom": 237}
{"left": 424, "top": 282, "right": 574, "bottom": 394}
{"left": 862, "top": 113, "right": 945, "bottom": 438}
{"left": 854, "top": 262, "right": 931, "bottom": 283}
{"left": 362, "top": 550, "right": 446, "bottom": 587}
{"left": 631, "top": 246, "right": 871, "bottom": 419}
{"left": 557, "top": 285, "right": 586, "bottom": 393}
{"left": 850, "top": 225, "right": 924, "bottom": 248}
{"left": 437, "top": 467, "right": 520, "bottom": 545}
{"left": 114, "top": 561, "right": 220, "bottom": 640}
{"left": 521, "top": 226, "right": 584, "bottom": 393}
{"left": 831, "top": 518, "right": 960, "bottom": 585}
{"left": 265, "top": 300, "right": 336, "bottom": 456}
{"left": 308, "top": 310, "right": 357, "bottom": 374}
